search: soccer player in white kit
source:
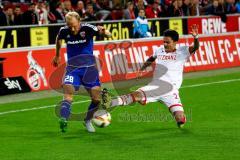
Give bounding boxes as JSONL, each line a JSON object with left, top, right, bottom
{"left": 102, "top": 25, "right": 199, "bottom": 128}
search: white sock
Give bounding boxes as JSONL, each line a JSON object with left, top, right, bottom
{"left": 111, "top": 94, "right": 134, "bottom": 107}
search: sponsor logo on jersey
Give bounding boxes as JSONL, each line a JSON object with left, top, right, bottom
{"left": 82, "top": 23, "right": 98, "bottom": 31}
{"left": 67, "top": 39, "right": 87, "bottom": 44}
{"left": 158, "top": 55, "right": 177, "bottom": 60}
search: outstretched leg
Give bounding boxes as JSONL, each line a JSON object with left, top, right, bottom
{"left": 102, "top": 89, "right": 146, "bottom": 109}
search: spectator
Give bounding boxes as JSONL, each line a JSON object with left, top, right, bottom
{"left": 201, "top": 0, "right": 210, "bottom": 8}
{"left": 91, "top": 0, "right": 101, "bottom": 12}
{"left": 91, "top": 0, "right": 111, "bottom": 21}
{"left": 205, "top": 0, "right": 225, "bottom": 15}
{"left": 48, "top": 10, "right": 57, "bottom": 23}
{"left": 14, "top": 5, "right": 23, "bottom": 25}
{"left": 189, "top": 0, "right": 201, "bottom": 16}
{"left": 76, "top": 0, "right": 85, "bottom": 18}
{"left": 145, "top": 1, "right": 166, "bottom": 18}
{"left": 123, "top": 1, "right": 135, "bottom": 19}
{"left": 225, "top": 0, "right": 237, "bottom": 14}
{"left": 83, "top": 3, "right": 97, "bottom": 21}
{"left": 110, "top": 4, "right": 123, "bottom": 20}
{"left": 98, "top": 0, "right": 112, "bottom": 10}
{"left": 35, "top": 1, "right": 48, "bottom": 24}
{"left": 134, "top": 0, "right": 146, "bottom": 17}
{"left": 52, "top": 2, "right": 65, "bottom": 23}
{"left": 133, "top": 9, "right": 152, "bottom": 38}
{"left": 22, "top": 3, "right": 38, "bottom": 25}
{"left": 216, "top": 0, "right": 226, "bottom": 13}
{"left": 182, "top": 0, "right": 191, "bottom": 16}
{"left": 6, "top": 7, "right": 14, "bottom": 25}
{"left": 0, "top": 5, "right": 7, "bottom": 26}
{"left": 236, "top": 1, "right": 240, "bottom": 13}
{"left": 71, "top": 0, "right": 79, "bottom": 6}
{"left": 63, "top": 0, "right": 74, "bottom": 15}
{"left": 167, "top": 0, "right": 184, "bottom": 17}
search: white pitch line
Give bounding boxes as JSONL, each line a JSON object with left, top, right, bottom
{"left": 181, "top": 78, "right": 240, "bottom": 88}
{"left": 0, "top": 100, "right": 91, "bottom": 115}
{"left": 0, "top": 78, "right": 239, "bottom": 116}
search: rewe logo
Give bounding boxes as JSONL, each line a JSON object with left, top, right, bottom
{"left": 4, "top": 78, "right": 22, "bottom": 90}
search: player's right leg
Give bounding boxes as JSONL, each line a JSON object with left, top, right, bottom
{"left": 58, "top": 67, "right": 80, "bottom": 133}
{"left": 159, "top": 90, "right": 187, "bottom": 128}
{"left": 59, "top": 84, "right": 74, "bottom": 133}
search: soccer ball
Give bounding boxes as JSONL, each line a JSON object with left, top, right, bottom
{"left": 92, "top": 110, "right": 111, "bottom": 128}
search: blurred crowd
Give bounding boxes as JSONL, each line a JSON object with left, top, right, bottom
{"left": 0, "top": 0, "right": 240, "bottom": 26}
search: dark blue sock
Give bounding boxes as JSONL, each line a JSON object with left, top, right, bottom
{"left": 85, "top": 101, "right": 99, "bottom": 121}
{"left": 88, "top": 102, "right": 98, "bottom": 112}
{"left": 60, "top": 100, "right": 72, "bottom": 119}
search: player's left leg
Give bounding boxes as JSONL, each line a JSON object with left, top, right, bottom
{"left": 85, "top": 86, "right": 101, "bottom": 120}
{"left": 83, "top": 86, "right": 101, "bottom": 133}
{"left": 160, "top": 90, "right": 187, "bottom": 128}
{"left": 81, "top": 66, "right": 101, "bottom": 132}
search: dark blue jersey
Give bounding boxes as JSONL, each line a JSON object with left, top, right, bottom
{"left": 57, "top": 23, "right": 99, "bottom": 67}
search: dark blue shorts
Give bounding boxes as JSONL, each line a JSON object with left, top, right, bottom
{"left": 63, "top": 66, "right": 101, "bottom": 89}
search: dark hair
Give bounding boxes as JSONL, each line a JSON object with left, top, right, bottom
{"left": 163, "top": 29, "right": 179, "bottom": 42}
{"left": 29, "top": 3, "right": 35, "bottom": 6}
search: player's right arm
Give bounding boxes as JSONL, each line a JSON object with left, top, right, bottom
{"left": 52, "top": 27, "right": 65, "bottom": 67}
{"left": 140, "top": 56, "right": 157, "bottom": 71}
{"left": 136, "top": 47, "right": 159, "bottom": 78}
{"left": 136, "top": 56, "right": 157, "bottom": 78}
{"left": 52, "top": 36, "right": 62, "bottom": 67}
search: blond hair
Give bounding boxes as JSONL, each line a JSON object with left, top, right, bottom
{"left": 65, "top": 12, "right": 80, "bottom": 22}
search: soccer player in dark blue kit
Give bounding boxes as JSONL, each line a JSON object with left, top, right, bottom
{"left": 52, "top": 12, "right": 111, "bottom": 133}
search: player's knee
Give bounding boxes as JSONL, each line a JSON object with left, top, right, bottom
{"left": 91, "top": 98, "right": 100, "bottom": 105}
{"left": 131, "top": 92, "right": 142, "bottom": 101}
{"left": 64, "top": 94, "right": 73, "bottom": 102}
{"left": 132, "top": 91, "right": 146, "bottom": 105}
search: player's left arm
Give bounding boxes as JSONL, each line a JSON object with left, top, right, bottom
{"left": 96, "top": 25, "right": 112, "bottom": 38}
{"left": 189, "top": 24, "right": 199, "bottom": 54}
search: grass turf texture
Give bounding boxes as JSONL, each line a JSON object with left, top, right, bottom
{"left": 0, "top": 72, "right": 240, "bottom": 160}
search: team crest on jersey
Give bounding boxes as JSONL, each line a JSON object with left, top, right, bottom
{"left": 80, "top": 31, "right": 86, "bottom": 38}
{"left": 67, "top": 34, "right": 70, "bottom": 38}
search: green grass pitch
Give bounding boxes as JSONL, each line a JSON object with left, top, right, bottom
{"left": 0, "top": 72, "right": 240, "bottom": 160}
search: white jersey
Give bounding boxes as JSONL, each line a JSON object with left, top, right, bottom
{"left": 152, "top": 46, "right": 190, "bottom": 89}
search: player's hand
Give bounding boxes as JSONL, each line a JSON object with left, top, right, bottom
{"left": 97, "top": 25, "right": 111, "bottom": 37}
{"left": 136, "top": 70, "right": 143, "bottom": 80}
{"left": 97, "top": 25, "right": 105, "bottom": 34}
{"left": 52, "top": 56, "right": 61, "bottom": 67}
{"left": 190, "top": 24, "right": 199, "bottom": 38}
